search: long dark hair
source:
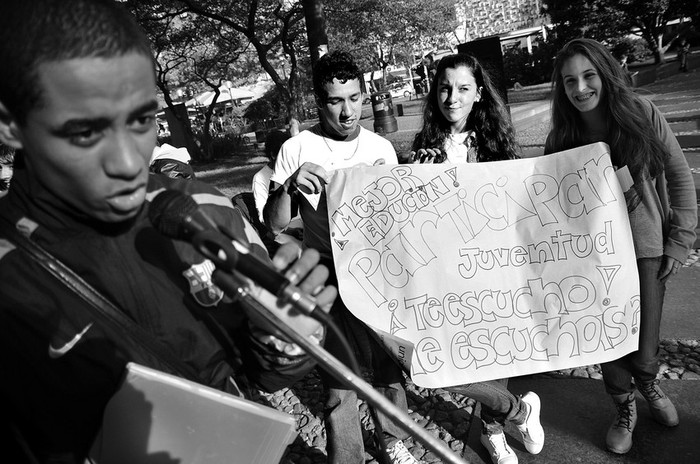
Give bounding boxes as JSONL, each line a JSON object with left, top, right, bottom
{"left": 412, "top": 53, "right": 520, "bottom": 162}
{"left": 545, "top": 38, "right": 667, "bottom": 180}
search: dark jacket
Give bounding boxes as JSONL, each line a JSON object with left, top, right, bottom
{"left": 0, "top": 168, "right": 314, "bottom": 462}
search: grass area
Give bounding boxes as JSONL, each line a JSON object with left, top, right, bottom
{"left": 194, "top": 153, "right": 267, "bottom": 198}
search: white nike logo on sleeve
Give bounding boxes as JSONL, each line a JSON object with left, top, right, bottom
{"left": 48, "top": 323, "right": 94, "bottom": 359}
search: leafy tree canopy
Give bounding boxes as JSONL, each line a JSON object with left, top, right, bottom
{"left": 324, "top": 0, "right": 458, "bottom": 87}
{"left": 542, "top": 0, "right": 697, "bottom": 63}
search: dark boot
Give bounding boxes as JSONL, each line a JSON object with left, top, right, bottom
{"left": 606, "top": 392, "right": 637, "bottom": 454}
{"left": 638, "top": 379, "right": 679, "bottom": 426}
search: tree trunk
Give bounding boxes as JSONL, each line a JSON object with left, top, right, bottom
{"left": 156, "top": 82, "right": 203, "bottom": 162}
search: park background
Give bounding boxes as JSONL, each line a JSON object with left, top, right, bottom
{"left": 3, "top": 1, "right": 697, "bottom": 463}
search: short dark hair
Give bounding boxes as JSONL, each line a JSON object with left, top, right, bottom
{"left": 312, "top": 51, "right": 362, "bottom": 102}
{"left": 0, "top": 0, "right": 154, "bottom": 125}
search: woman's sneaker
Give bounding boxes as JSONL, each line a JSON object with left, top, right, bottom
{"left": 480, "top": 431, "right": 518, "bottom": 464}
{"left": 515, "top": 391, "right": 545, "bottom": 454}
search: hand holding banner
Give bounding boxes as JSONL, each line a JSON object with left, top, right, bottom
{"left": 326, "top": 143, "right": 640, "bottom": 388}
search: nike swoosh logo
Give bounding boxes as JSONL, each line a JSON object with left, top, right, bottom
{"left": 48, "top": 323, "right": 93, "bottom": 359}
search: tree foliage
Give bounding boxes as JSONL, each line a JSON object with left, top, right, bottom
{"left": 542, "top": 0, "right": 697, "bottom": 64}
{"left": 122, "top": 0, "right": 469, "bottom": 159}
{"left": 124, "top": 0, "right": 310, "bottom": 160}
{"left": 541, "top": 0, "right": 634, "bottom": 48}
{"left": 502, "top": 37, "right": 557, "bottom": 86}
{"left": 617, "top": 0, "right": 691, "bottom": 63}
{"left": 324, "top": 0, "right": 458, "bottom": 89}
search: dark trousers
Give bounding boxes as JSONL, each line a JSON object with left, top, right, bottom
{"left": 602, "top": 257, "right": 665, "bottom": 395}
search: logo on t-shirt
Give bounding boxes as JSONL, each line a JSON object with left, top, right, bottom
{"left": 182, "top": 259, "right": 224, "bottom": 307}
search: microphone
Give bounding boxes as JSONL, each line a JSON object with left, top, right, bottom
{"left": 149, "top": 189, "right": 323, "bottom": 318}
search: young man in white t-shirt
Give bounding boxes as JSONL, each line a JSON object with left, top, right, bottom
{"left": 264, "top": 51, "right": 417, "bottom": 464}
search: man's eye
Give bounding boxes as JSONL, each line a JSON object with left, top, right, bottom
{"left": 131, "top": 115, "right": 156, "bottom": 132}
{"left": 69, "top": 129, "right": 101, "bottom": 147}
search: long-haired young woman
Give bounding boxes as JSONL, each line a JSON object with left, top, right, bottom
{"left": 410, "top": 53, "right": 544, "bottom": 464}
{"left": 545, "top": 38, "right": 697, "bottom": 455}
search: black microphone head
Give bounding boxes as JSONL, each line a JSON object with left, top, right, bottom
{"left": 148, "top": 189, "right": 199, "bottom": 240}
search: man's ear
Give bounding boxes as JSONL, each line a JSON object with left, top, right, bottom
{"left": 0, "top": 101, "right": 24, "bottom": 150}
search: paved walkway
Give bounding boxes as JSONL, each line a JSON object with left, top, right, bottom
{"left": 463, "top": 377, "right": 700, "bottom": 464}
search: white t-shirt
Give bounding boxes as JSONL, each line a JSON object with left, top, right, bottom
{"left": 443, "top": 130, "right": 477, "bottom": 164}
{"left": 252, "top": 164, "right": 273, "bottom": 223}
{"left": 150, "top": 143, "right": 192, "bottom": 165}
{"left": 270, "top": 125, "right": 397, "bottom": 259}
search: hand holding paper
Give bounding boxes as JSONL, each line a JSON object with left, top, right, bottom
{"left": 286, "top": 161, "right": 328, "bottom": 210}
{"left": 326, "top": 143, "right": 641, "bottom": 388}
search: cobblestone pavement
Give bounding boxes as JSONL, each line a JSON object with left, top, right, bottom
{"left": 255, "top": 371, "right": 477, "bottom": 464}
{"left": 253, "top": 334, "right": 700, "bottom": 464}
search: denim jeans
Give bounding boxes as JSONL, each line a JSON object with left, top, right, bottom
{"left": 602, "top": 257, "right": 665, "bottom": 395}
{"left": 445, "top": 378, "right": 526, "bottom": 434}
{"left": 323, "top": 381, "right": 409, "bottom": 464}
{"left": 318, "top": 286, "right": 409, "bottom": 464}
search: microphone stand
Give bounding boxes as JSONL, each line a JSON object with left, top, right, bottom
{"left": 148, "top": 190, "right": 467, "bottom": 463}
{"left": 211, "top": 267, "right": 469, "bottom": 464}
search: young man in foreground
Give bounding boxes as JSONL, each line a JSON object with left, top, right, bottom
{"left": 0, "top": 1, "right": 335, "bottom": 461}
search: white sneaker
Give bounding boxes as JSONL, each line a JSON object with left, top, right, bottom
{"left": 386, "top": 439, "right": 420, "bottom": 464}
{"left": 480, "top": 431, "right": 518, "bottom": 464}
{"left": 516, "top": 391, "right": 545, "bottom": 454}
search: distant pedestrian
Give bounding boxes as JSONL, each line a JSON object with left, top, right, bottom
{"left": 409, "top": 53, "right": 545, "bottom": 464}
{"left": 618, "top": 54, "right": 634, "bottom": 86}
{"left": 545, "top": 38, "right": 697, "bottom": 455}
{"left": 619, "top": 55, "right": 629, "bottom": 73}
{"left": 678, "top": 38, "right": 690, "bottom": 72}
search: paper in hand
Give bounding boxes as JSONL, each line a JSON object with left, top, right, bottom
{"left": 616, "top": 165, "right": 634, "bottom": 192}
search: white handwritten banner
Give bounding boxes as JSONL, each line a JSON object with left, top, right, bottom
{"left": 326, "top": 142, "right": 640, "bottom": 388}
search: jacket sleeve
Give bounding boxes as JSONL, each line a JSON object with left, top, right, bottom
{"left": 225, "top": 206, "right": 320, "bottom": 392}
{"left": 648, "top": 100, "right": 698, "bottom": 262}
